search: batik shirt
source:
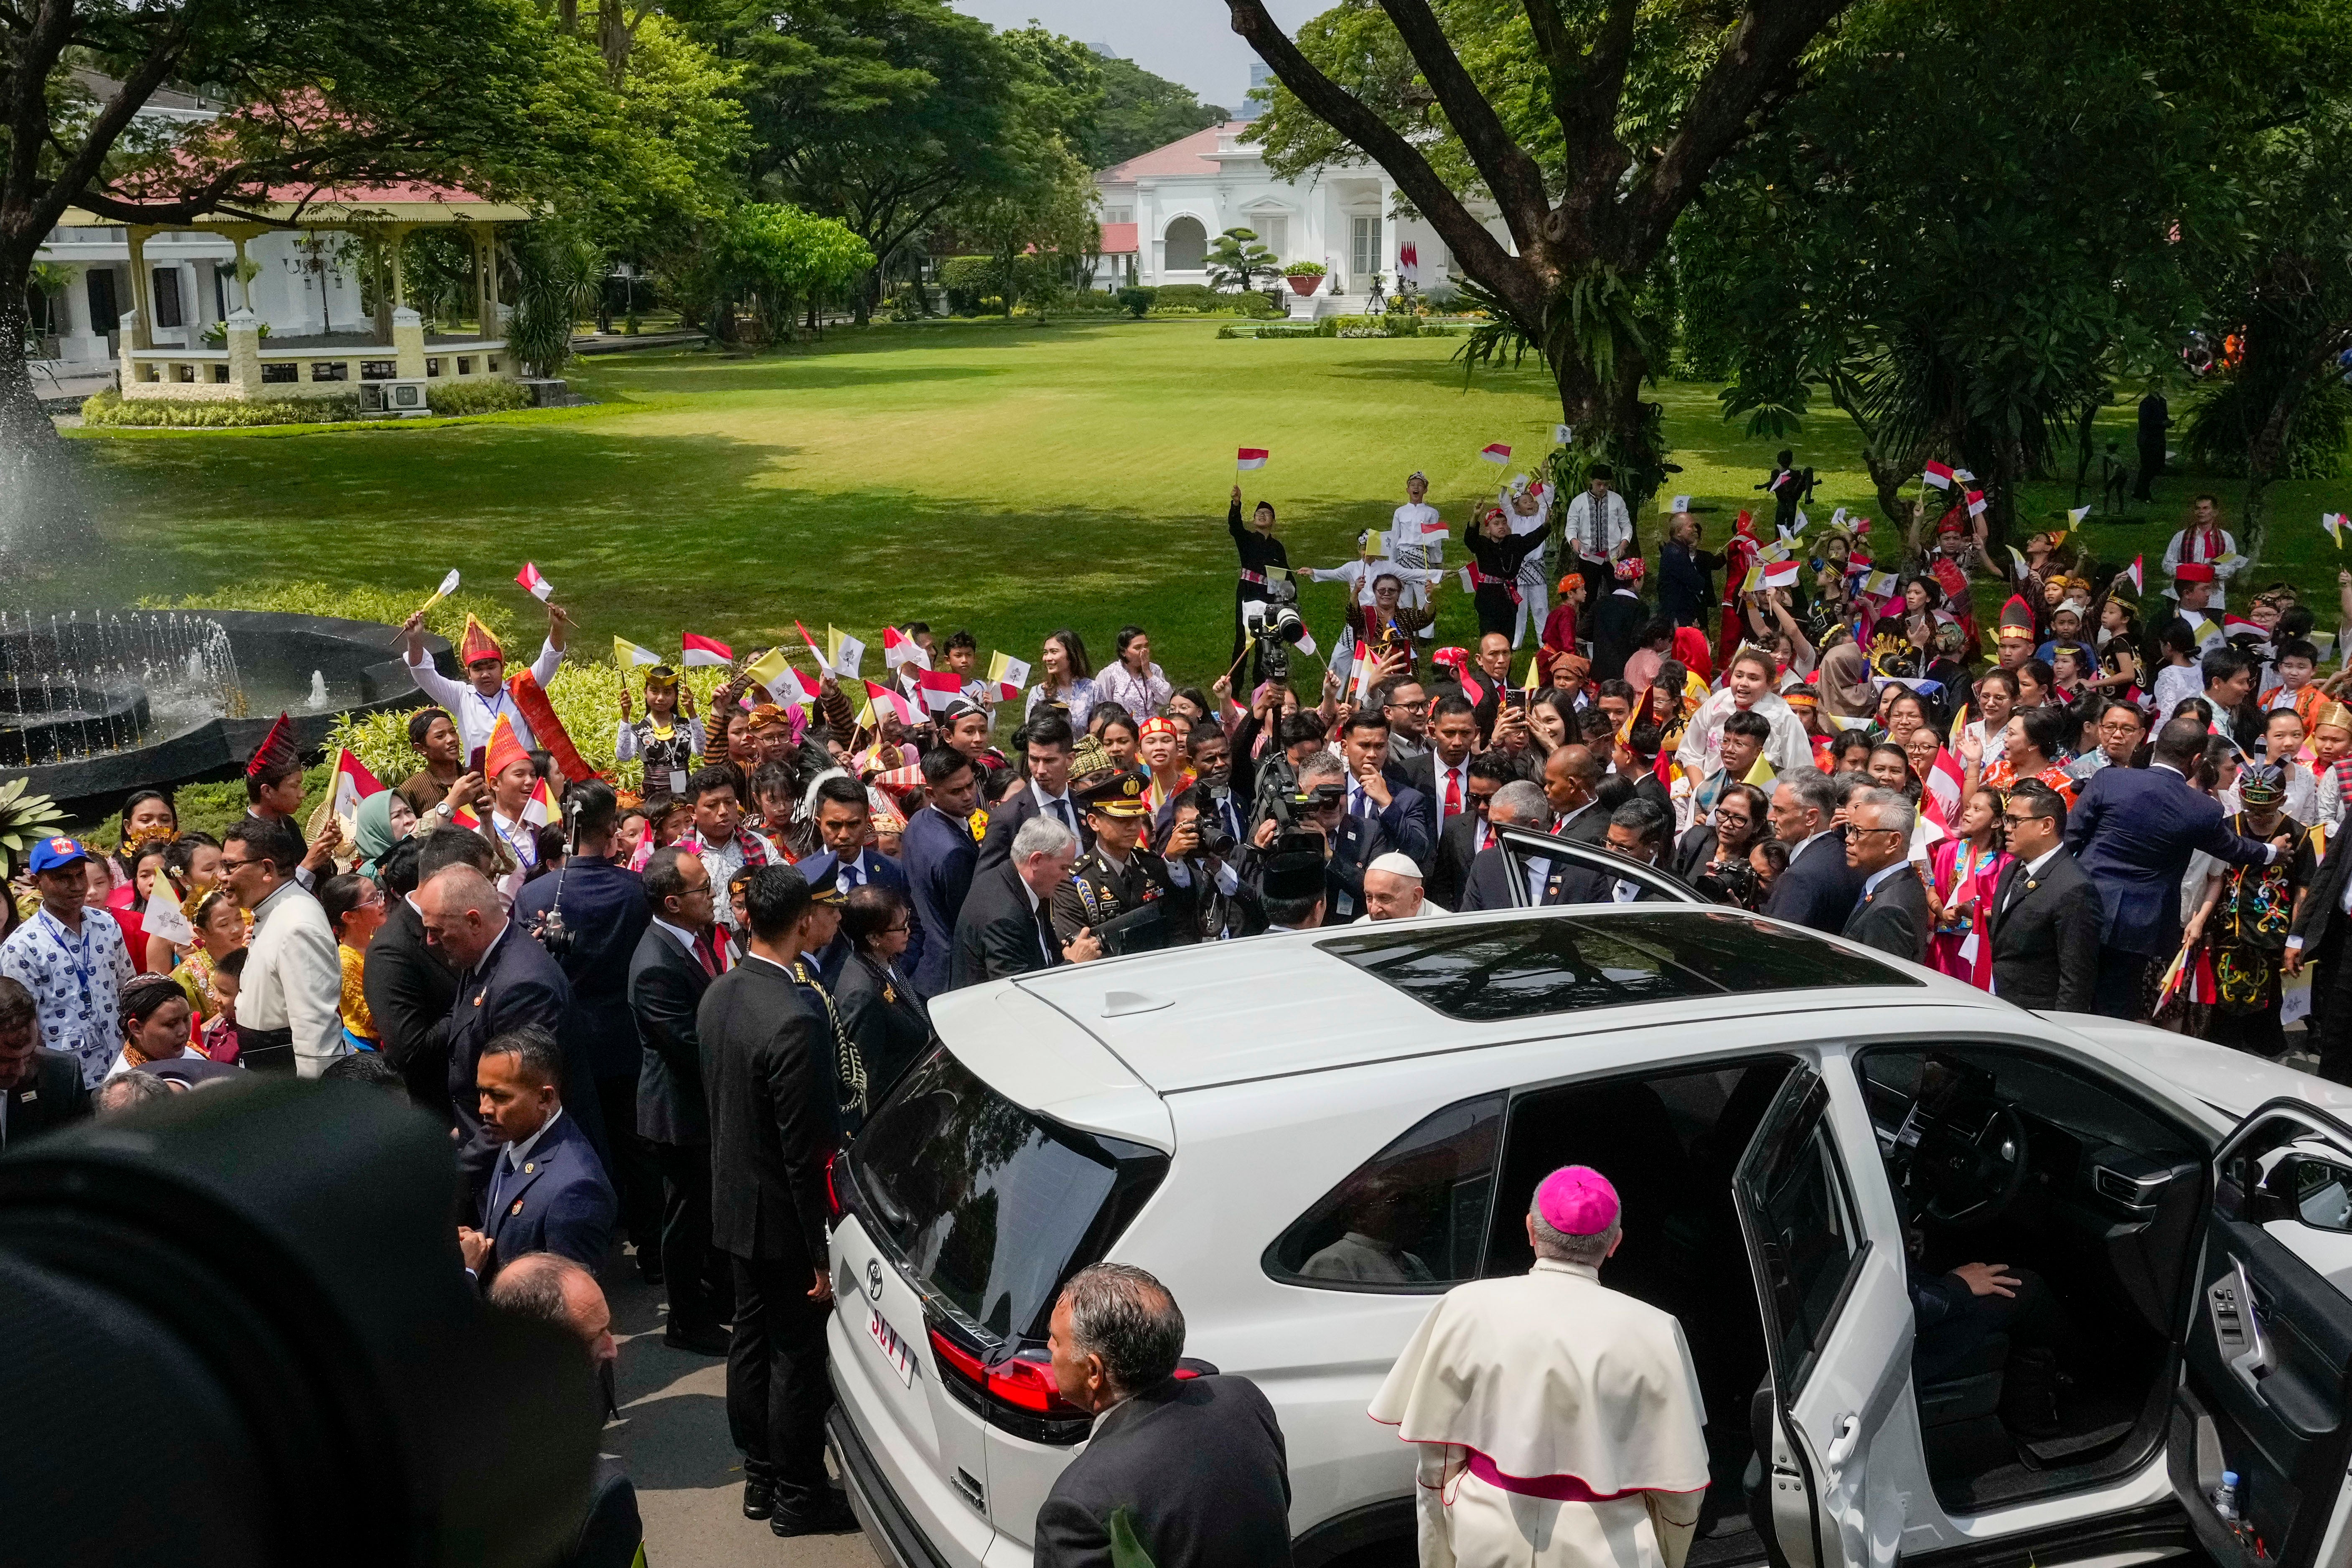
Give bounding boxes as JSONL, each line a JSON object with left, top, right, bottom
{"left": 0, "top": 907, "right": 135, "bottom": 1088}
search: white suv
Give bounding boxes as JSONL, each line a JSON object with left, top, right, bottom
{"left": 823, "top": 891, "right": 2352, "bottom": 1568}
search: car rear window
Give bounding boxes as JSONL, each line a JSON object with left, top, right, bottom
{"left": 850, "top": 1050, "right": 1168, "bottom": 1342}
{"left": 1319, "top": 909, "right": 1918, "bottom": 1022}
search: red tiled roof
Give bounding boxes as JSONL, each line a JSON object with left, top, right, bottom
{"left": 1096, "top": 122, "right": 1247, "bottom": 183}
{"left": 1099, "top": 222, "right": 1138, "bottom": 254}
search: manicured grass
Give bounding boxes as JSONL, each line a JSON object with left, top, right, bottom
{"left": 66, "top": 318, "right": 2352, "bottom": 694}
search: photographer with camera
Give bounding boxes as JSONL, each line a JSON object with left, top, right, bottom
{"left": 1163, "top": 787, "right": 1262, "bottom": 940}
{"left": 1251, "top": 752, "right": 1387, "bottom": 922}
{"left": 1050, "top": 740, "right": 1196, "bottom": 956}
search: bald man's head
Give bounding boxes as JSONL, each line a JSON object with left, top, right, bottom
{"left": 487, "top": 1252, "right": 615, "bottom": 1373}
{"left": 419, "top": 864, "right": 504, "bottom": 971}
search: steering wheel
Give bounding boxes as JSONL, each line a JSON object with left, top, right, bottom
{"left": 1907, "top": 1102, "right": 2031, "bottom": 1230}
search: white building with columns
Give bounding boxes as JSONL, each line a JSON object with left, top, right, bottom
{"left": 1094, "top": 122, "right": 1508, "bottom": 311}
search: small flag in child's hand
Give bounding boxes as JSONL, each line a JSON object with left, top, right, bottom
{"left": 742, "top": 646, "right": 791, "bottom": 691}
{"left": 987, "top": 651, "right": 1030, "bottom": 694}
{"left": 330, "top": 747, "right": 385, "bottom": 842}
{"left": 2311, "top": 630, "right": 2338, "bottom": 660}
{"left": 825, "top": 626, "right": 866, "bottom": 679}
{"left": 1760, "top": 559, "right": 1800, "bottom": 590}
{"left": 1954, "top": 468, "right": 1976, "bottom": 483}
{"left": 433, "top": 568, "right": 461, "bottom": 597}
{"left": 681, "top": 632, "right": 732, "bottom": 667}
{"left": 2326, "top": 512, "right": 2349, "bottom": 548}
{"left": 522, "top": 775, "right": 557, "bottom": 829}
{"left": 1668, "top": 495, "right": 1692, "bottom": 513}
{"left": 1236, "top": 447, "right": 1269, "bottom": 470}
{"left": 1831, "top": 507, "right": 1849, "bottom": 529}
{"left": 615, "top": 636, "right": 661, "bottom": 668}
{"left": 1480, "top": 443, "right": 1511, "bottom": 464}
{"left": 2067, "top": 505, "right": 2091, "bottom": 526}
{"left": 882, "top": 626, "right": 927, "bottom": 671}
{"left": 1552, "top": 424, "right": 1573, "bottom": 445}
{"left": 913, "top": 668, "right": 967, "bottom": 714}
{"left": 2009, "top": 546, "right": 2032, "bottom": 581}
{"left": 515, "top": 562, "right": 553, "bottom": 601}
{"left": 2122, "top": 555, "right": 2144, "bottom": 594}
{"left": 1966, "top": 489, "right": 1988, "bottom": 518}
{"left": 143, "top": 881, "right": 195, "bottom": 947}
{"left": 1922, "top": 461, "right": 1955, "bottom": 489}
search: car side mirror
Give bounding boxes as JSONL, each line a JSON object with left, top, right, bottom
{"left": 2290, "top": 1157, "right": 2352, "bottom": 1233}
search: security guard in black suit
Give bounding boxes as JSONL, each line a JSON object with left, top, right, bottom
{"left": 783, "top": 862, "right": 869, "bottom": 1136}
{"left": 1051, "top": 740, "right": 1194, "bottom": 955}
{"left": 0, "top": 973, "right": 89, "bottom": 1148}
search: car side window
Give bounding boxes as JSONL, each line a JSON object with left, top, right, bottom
{"left": 1264, "top": 1095, "right": 1503, "bottom": 1293}
{"left": 1737, "top": 1069, "right": 1866, "bottom": 1392}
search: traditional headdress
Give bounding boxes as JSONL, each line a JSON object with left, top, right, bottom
{"left": 2174, "top": 561, "right": 2217, "bottom": 585}
{"left": 1070, "top": 737, "right": 1149, "bottom": 819}
{"left": 1139, "top": 715, "right": 1184, "bottom": 745}
{"left": 458, "top": 615, "right": 504, "bottom": 667}
{"left": 246, "top": 711, "right": 298, "bottom": 779}
{"left": 643, "top": 664, "right": 679, "bottom": 692}
{"left": 2238, "top": 764, "right": 2287, "bottom": 808}
{"left": 1732, "top": 509, "right": 1757, "bottom": 540}
{"left": 742, "top": 703, "right": 791, "bottom": 732}
{"left": 2312, "top": 701, "right": 2352, "bottom": 737}
{"left": 1996, "top": 595, "right": 2036, "bottom": 642}
{"left": 1613, "top": 556, "right": 1646, "bottom": 585}
{"left": 482, "top": 713, "right": 530, "bottom": 779}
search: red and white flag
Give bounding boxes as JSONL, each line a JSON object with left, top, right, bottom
{"left": 912, "top": 667, "right": 967, "bottom": 714}
{"left": 1236, "top": 447, "right": 1269, "bottom": 471}
{"left": 1922, "top": 460, "right": 1955, "bottom": 490}
{"left": 330, "top": 746, "right": 385, "bottom": 839}
{"left": 1479, "top": 442, "right": 1511, "bottom": 465}
{"left": 2122, "top": 555, "right": 2144, "bottom": 595}
{"left": 681, "top": 632, "right": 732, "bottom": 667}
{"left": 1965, "top": 488, "right": 1988, "bottom": 518}
{"left": 1760, "top": 559, "right": 1800, "bottom": 590}
{"left": 2224, "top": 614, "right": 2266, "bottom": 638}
{"left": 515, "top": 562, "right": 554, "bottom": 601}
{"left": 521, "top": 775, "right": 558, "bottom": 829}
{"left": 1348, "top": 639, "right": 1379, "bottom": 703}
{"left": 1922, "top": 747, "right": 1965, "bottom": 829}
{"left": 863, "top": 679, "right": 919, "bottom": 727}
{"left": 882, "top": 626, "right": 928, "bottom": 671}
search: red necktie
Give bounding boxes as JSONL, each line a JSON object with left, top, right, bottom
{"left": 695, "top": 928, "right": 722, "bottom": 978}
{"left": 1444, "top": 766, "right": 1462, "bottom": 818}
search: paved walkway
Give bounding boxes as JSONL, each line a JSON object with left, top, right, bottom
{"left": 605, "top": 1259, "right": 882, "bottom": 1568}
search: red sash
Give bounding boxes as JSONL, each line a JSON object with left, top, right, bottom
{"left": 507, "top": 669, "right": 602, "bottom": 783}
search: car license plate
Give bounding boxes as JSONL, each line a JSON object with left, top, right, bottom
{"left": 867, "top": 1304, "right": 917, "bottom": 1388}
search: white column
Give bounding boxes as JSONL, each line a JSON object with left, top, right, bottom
{"left": 179, "top": 259, "right": 201, "bottom": 342}
{"left": 57, "top": 264, "right": 104, "bottom": 362}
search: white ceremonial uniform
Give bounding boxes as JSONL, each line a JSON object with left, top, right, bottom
{"left": 404, "top": 638, "right": 564, "bottom": 759}
{"left": 1508, "top": 486, "right": 1554, "bottom": 646}
{"left": 2161, "top": 526, "right": 2239, "bottom": 610}
{"left": 1392, "top": 499, "right": 1446, "bottom": 627}
{"left": 1369, "top": 1259, "right": 1711, "bottom": 1568}
{"left": 241, "top": 879, "right": 348, "bottom": 1078}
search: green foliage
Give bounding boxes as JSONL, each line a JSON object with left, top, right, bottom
{"left": 1281, "top": 261, "right": 1326, "bottom": 278}
{"left": 82, "top": 390, "right": 363, "bottom": 428}
{"left": 2184, "top": 380, "right": 2352, "bottom": 480}
{"left": 938, "top": 256, "right": 1002, "bottom": 315}
{"left": 425, "top": 380, "right": 535, "bottom": 415}
{"left": 1096, "top": 55, "right": 1224, "bottom": 166}
{"left": 1116, "top": 286, "right": 1157, "bottom": 318}
{"left": 509, "top": 226, "right": 606, "bottom": 376}
{"left": 713, "top": 202, "right": 877, "bottom": 341}
{"left": 1207, "top": 227, "right": 1276, "bottom": 293}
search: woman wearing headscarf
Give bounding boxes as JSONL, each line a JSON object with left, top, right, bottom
{"left": 351, "top": 791, "right": 416, "bottom": 880}
{"left": 1818, "top": 634, "right": 1878, "bottom": 728}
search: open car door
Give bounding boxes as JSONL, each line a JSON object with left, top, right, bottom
{"left": 2172, "top": 1098, "right": 2352, "bottom": 1568}
{"left": 1732, "top": 1060, "right": 1913, "bottom": 1568}
{"left": 1493, "top": 825, "right": 1707, "bottom": 908}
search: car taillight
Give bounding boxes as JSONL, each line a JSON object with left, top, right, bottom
{"left": 927, "top": 1327, "right": 1088, "bottom": 1418}
{"left": 824, "top": 1151, "right": 842, "bottom": 1220}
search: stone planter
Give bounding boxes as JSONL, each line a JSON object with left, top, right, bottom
{"left": 1285, "top": 274, "right": 1324, "bottom": 297}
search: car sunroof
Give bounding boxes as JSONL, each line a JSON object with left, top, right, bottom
{"left": 1317, "top": 909, "right": 1921, "bottom": 1022}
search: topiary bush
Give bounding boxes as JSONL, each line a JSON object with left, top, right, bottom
{"left": 1116, "top": 286, "right": 1157, "bottom": 318}
{"left": 424, "top": 379, "right": 534, "bottom": 416}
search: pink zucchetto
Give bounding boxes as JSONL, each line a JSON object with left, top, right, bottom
{"left": 1536, "top": 1166, "right": 1620, "bottom": 1237}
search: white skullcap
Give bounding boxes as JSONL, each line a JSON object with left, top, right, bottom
{"left": 1367, "top": 853, "right": 1423, "bottom": 881}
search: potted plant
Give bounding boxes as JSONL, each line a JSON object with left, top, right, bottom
{"left": 1283, "top": 261, "right": 1327, "bottom": 297}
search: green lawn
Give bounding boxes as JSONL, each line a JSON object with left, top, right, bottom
{"left": 66, "top": 318, "right": 2352, "bottom": 692}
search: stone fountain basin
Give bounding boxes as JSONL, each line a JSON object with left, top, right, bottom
{"left": 5, "top": 611, "right": 447, "bottom": 816}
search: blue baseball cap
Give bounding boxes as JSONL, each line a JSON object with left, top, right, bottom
{"left": 26, "top": 836, "right": 92, "bottom": 875}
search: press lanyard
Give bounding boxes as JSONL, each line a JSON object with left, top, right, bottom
{"left": 38, "top": 911, "right": 94, "bottom": 1014}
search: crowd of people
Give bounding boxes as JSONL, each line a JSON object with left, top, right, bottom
{"left": 0, "top": 458, "right": 2348, "bottom": 1564}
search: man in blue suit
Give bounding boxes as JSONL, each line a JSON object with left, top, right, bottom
{"left": 1761, "top": 770, "right": 1866, "bottom": 934}
{"left": 794, "top": 774, "right": 918, "bottom": 987}
{"left": 901, "top": 747, "right": 979, "bottom": 998}
{"left": 459, "top": 1023, "right": 617, "bottom": 1280}
{"left": 2067, "top": 716, "right": 2286, "bottom": 1019}
{"left": 1337, "top": 711, "right": 1434, "bottom": 870}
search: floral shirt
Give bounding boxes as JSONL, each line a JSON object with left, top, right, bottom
{"left": 0, "top": 907, "right": 135, "bottom": 1089}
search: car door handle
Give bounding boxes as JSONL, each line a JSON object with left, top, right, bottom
{"left": 1823, "top": 1413, "right": 1861, "bottom": 1469}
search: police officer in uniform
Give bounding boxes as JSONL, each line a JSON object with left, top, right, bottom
{"left": 1051, "top": 740, "right": 1195, "bottom": 955}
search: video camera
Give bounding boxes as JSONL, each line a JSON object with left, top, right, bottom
{"left": 1252, "top": 756, "right": 1346, "bottom": 837}
{"left": 1242, "top": 595, "right": 1315, "bottom": 684}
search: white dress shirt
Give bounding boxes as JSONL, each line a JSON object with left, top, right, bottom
{"left": 1432, "top": 753, "right": 1472, "bottom": 819}
{"left": 404, "top": 639, "right": 564, "bottom": 757}
{"left": 240, "top": 879, "right": 348, "bottom": 1078}
{"left": 1563, "top": 490, "right": 1632, "bottom": 561}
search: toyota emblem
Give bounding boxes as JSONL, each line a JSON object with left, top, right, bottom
{"left": 867, "top": 1259, "right": 885, "bottom": 1301}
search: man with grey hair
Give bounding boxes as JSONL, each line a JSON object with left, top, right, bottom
{"left": 1762, "top": 767, "right": 1866, "bottom": 933}
{"left": 1601, "top": 797, "right": 1680, "bottom": 902}
{"left": 94, "top": 1067, "right": 171, "bottom": 1117}
{"left": 948, "top": 811, "right": 1099, "bottom": 989}
{"left": 1462, "top": 782, "right": 1606, "bottom": 909}
{"left": 1842, "top": 786, "right": 1929, "bottom": 962}
{"left": 1360, "top": 852, "right": 1444, "bottom": 922}
{"left": 1037, "top": 1262, "right": 1294, "bottom": 1568}
{"left": 1372, "top": 1166, "right": 1708, "bottom": 1568}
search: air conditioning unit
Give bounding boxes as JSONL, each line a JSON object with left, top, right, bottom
{"left": 359, "top": 379, "right": 431, "bottom": 417}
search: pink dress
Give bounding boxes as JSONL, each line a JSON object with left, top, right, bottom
{"left": 1927, "top": 838, "right": 2011, "bottom": 990}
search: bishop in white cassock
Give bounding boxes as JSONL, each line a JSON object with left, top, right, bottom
{"left": 1368, "top": 1166, "right": 1709, "bottom": 1568}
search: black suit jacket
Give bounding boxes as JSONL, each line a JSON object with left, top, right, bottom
{"left": 1842, "top": 865, "right": 1929, "bottom": 963}
{"left": 447, "top": 923, "right": 604, "bottom": 1174}
{"left": 1987, "top": 851, "right": 2103, "bottom": 1011}
{"left": 0, "top": 1048, "right": 89, "bottom": 1149}
{"left": 1322, "top": 812, "right": 1391, "bottom": 922}
{"left": 364, "top": 897, "right": 459, "bottom": 1124}
{"left": 512, "top": 856, "right": 651, "bottom": 1080}
{"left": 479, "top": 1110, "right": 618, "bottom": 1275}
{"left": 976, "top": 786, "right": 1092, "bottom": 872}
{"left": 696, "top": 955, "right": 832, "bottom": 1267}
{"left": 1032, "top": 1375, "right": 1294, "bottom": 1568}
{"left": 834, "top": 949, "right": 930, "bottom": 1105}
{"left": 1459, "top": 844, "right": 1610, "bottom": 910}
{"left": 2293, "top": 831, "right": 2352, "bottom": 956}
{"left": 2065, "top": 762, "right": 2273, "bottom": 956}
{"left": 1556, "top": 800, "right": 1613, "bottom": 847}
{"left": 628, "top": 923, "right": 712, "bottom": 1147}
{"left": 1428, "top": 810, "right": 1484, "bottom": 912}
{"left": 1763, "top": 832, "right": 1866, "bottom": 934}
{"left": 1589, "top": 590, "right": 1648, "bottom": 683}
{"left": 950, "top": 860, "right": 1062, "bottom": 991}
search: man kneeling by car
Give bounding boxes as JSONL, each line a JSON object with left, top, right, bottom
{"left": 1035, "top": 1263, "right": 1294, "bottom": 1568}
{"left": 1370, "top": 1166, "right": 1710, "bottom": 1568}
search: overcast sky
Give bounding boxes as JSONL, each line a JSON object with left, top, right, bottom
{"left": 948, "top": 0, "right": 1325, "bottom": 107}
